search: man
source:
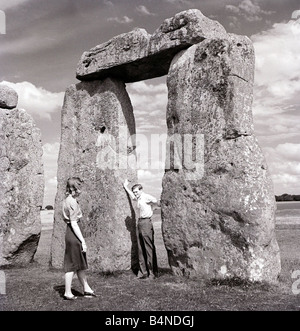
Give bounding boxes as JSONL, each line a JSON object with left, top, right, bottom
{"left": 123, "top": 179, "right": 160, "bottom": 279}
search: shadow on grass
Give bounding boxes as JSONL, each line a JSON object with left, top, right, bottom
{"left": 95, "top": 267, "right": 172, "bottom": 279}
{"left": 207, "top": 277, "right": 273, "bottom": 291}
{"left": 158, "top": 267, "right": 173, "bottom": 276}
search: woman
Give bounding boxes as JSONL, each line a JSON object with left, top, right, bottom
{"left": 62, "top": 177, "right": 96, "bottom": 300}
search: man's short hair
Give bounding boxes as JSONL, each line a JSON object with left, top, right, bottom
{"left": 132, "top": 184, "right": 143, "bottom": 192}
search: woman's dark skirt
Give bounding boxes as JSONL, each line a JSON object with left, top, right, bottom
{"left": 64, "top": 222, "right": 88, "bottom": 273}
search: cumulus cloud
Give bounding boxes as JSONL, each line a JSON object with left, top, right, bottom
{"left": 127, "top": 81, "right": 168, "bottom": 133}
{"left": 0, "top": 0, "right": 30, "bottom": 11}
{"left": 0, "top": 81, "right": 64, "bottom": 120}
{"left": 251, "top": 13, "right": 300, "bottom": 194}
{"left": 252, "top": 13, "right": 300, "bottom": 126}
{"left": 107, "top": 16, "right": 133, "bottom": 24}
{"left": 275, "top": 144, "right": 300, "bottom": 162}
{"left": 163, "top": 0, "right": 193, "bottom": 6}
{"left": 103, "top": 0, "right": 114, "bottom": 7}
{"left": 226, "top": 0, "right": 274, "bottom": 24}
{"left": 136, "top": 5, "right": 155, "bottom": 16}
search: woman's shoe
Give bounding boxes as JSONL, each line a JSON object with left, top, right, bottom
{"left": 83, "top": 291, "right": 97, "bottom": 298}
{"left": 63, "top": 295, "right": 77, "bottom": 301}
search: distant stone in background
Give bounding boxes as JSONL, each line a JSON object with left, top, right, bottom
{"left": 0, "top": 84, "right": 18, "bottom": 109}
{"left": 76, "top": 9, "right": 228, "bottom": 83}
{"left": 161, "top": 34, "right": 281, "bottom": 283}
{"left": 51, "top": 78, "right": 138, "bottom": 272}
{"left": 0, "top": 85, "right": 44, "bottom": 266}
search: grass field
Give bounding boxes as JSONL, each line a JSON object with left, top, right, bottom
{"left": 1, "top": 209, "right": 300, "bottom": 311}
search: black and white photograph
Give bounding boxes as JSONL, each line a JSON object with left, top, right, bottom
{"left": 0, "top": 0, "right": 300, "bottom": 315}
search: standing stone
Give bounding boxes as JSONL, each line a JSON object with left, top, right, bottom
{"left": 51, "top": 78, "right": 138, "bottom": 272}
{"left": 161, "top": 35, "right": 281, "bottom": 282}
{"left": 0, "top": 101, "right": 44, "bottom": 266}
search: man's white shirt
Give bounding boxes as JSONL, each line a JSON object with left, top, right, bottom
{"left": 134, "top": 192, "right": 157, "bottom": 218}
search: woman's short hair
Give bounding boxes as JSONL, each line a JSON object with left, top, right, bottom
{"left": 66, "top": 177, "right": 83, "bottom": 194}
{"left": 131, "top": 184, "right": 143, "bottom": 192}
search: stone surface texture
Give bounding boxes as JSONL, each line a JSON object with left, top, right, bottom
{"left": 0, "top": 84, "right": 18, "bottom": 109}
{"left": 161, "top": 35, "right": 281, "bottom": 282}
{"left": 76, "top": 9, "right": 228, "bottom": 82}
{"left": 50, "top": 78, "right": 138, "bottom": 272}
{"left": 0, "top": 108, "right": 44, "bottom": 266}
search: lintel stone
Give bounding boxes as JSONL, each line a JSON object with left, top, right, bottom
{"left": 76, "top": 9, "right": 228, "bottom": 83}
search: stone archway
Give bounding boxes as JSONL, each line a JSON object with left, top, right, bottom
{"left": 50, "top": 9, "right": 281, "bottom": 282}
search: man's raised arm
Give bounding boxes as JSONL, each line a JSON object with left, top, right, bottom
{"left": 123, "top": 179, "right": 135, "bottom": 200}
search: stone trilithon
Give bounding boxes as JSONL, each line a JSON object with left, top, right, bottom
{"left": 51, "top": 9, "right": 281, "bottom": 282}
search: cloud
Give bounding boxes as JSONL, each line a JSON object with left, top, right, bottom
{"left": 48, "top": 177, "right": 58, "bottom": 185}
{"left": 251, "top": 14, "right": 300, "bottom": 125}
{"left": 0, "top": 81, "right": 64, "bottom": 120}
{"left": 292, "top": 10, "right": 300, "bottom": 20}
{"left": 103, "top": 0, "right": 114, "bottom": 7}
{"left": 275, "top": 144, "right": 300, "bottom": 162}
{"left": 226, "top": 0, "right": 274, "bottom": 23}
{"left": 127, "top": 81, "right": 168, "bottom": 134}
{"left": 250, "top": 12, "right": 300, "bottom": 194}
{"left": 261, "top": 146, "right": 300, "bottom": 194}
{"left": 163, "top": 0, "right": 193, "bottom": 6}
{"left": 138, "top": 169, "right": 158, "bottom": 180}
{"left": 136, "top": 5, "right": 155, "bottom": 16}
{"left": 0, "top": 0, "right": 30, "bottom": 11}
{"left": 42, "top": 142, "right": 60, "bottom": 205}
{"left": 107, "top": 16, "right": 133, "bottom": 24}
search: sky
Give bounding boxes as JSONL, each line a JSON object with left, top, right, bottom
{"left": 0, "top": 0, "right": 300, "bottom": 206}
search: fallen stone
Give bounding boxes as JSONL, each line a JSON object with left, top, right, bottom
{"left": 50, "top": 78, "right": 138, "bottom": 272}
{"left": 161, "top": 36, "right": 281, "bottom": 283}
{"left": 76, "top": 9, "right": 228, "bottom": 82}
{"left": 0, "top": 108, "right": 44, "bottom": 266}
{"left": 0, "top": 84, "right": 18, "bottom": 109}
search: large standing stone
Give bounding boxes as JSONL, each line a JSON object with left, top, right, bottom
{"left": 50, "top": 78, "right": 138, "bottom": 272}
{"left": 0, "top": 105, "right": 44, "bottom": 266}
{"left": 161, "top": 34, "right": 281, "bottom": 282}
{"left": 76, "top": 9, "right": 228, "bottom": 83}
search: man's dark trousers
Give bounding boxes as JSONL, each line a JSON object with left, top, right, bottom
{"left": 137, "top": 217, "right": 158, "bottom": 277}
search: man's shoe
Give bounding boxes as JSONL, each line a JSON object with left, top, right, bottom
{"left": 148, "top": 274, "right": 156, "bottom": 280}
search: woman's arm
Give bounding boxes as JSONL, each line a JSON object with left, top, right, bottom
{"left": 69, "top": 199, "right": 87, "bottom": 252}
{"left": 70, "top": 222, "right": 87, "bottom": 252}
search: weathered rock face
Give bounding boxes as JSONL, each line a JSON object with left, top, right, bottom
{"left": 0, "top": 84, "right": 18, "bottom": 109}
{"left": 0, "top": 106, "right": 44, "bottom": 266}
{"left": 161, "top": 35, "right": 281, "bottom": 282}
{"left": 76, "top": 9, "right": 228, "bottom": 83}
{"left": 51, "top": 78, "right": 138, "bottom": 272}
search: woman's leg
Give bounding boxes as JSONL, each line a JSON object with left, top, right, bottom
{"left": 77, "top": 270, "right": 94, "bottom": 293}
{"left": 64, "top": 271, "right": 75, "bottom": 297}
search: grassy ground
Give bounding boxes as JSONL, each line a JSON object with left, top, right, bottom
{"left": 1, "top": 211, "right": 300, "bottom": 311}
